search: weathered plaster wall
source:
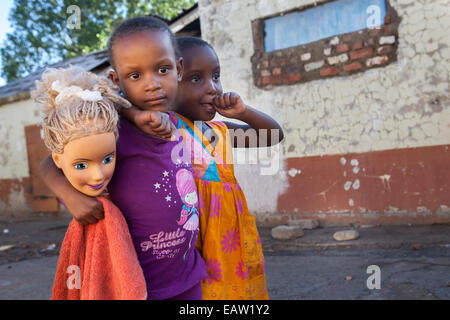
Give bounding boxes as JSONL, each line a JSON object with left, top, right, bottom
{"left": 0, "top": 99, "right": 41, "bottom": 215}
{"left": 198, "top": 0, "right": 450, "bottom": 216}
{"left": 0, "top": 99, "right": 41, "bottom": 180}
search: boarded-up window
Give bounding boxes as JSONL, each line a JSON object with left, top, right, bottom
{"left": 264, "top": 0, "right": 387, "bottom": 52}
{"left": 24, "top": 124, "right": 59, "bottom": 213}
{"left": 251, "top": 0, "right": 399, "bottom": 88}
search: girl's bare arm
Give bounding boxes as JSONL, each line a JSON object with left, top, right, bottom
{"left": 213, "top": 92, "right": 284, "bottom": 148}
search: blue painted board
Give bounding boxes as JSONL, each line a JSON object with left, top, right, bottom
{"left": 264, "top": 0, "right": 387, "bottom": 52}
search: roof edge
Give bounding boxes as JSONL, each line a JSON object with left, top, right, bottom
{"left": 170, "top": 4, "right": 199, "bottom": 34}
{"left": 0, "top": 91, "right": 31, "bottom": 106}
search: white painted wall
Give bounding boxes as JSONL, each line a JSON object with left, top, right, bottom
{"left": 0, "top": 99, "right": 41, "bottom": 180}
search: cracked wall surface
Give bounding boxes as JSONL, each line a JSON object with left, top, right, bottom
{"left": 0, "top": 100, "right": 40, "bottom": 216}
{"left": 199, "top": 0, "right": 450, "bottom": 217}
{"left": 200, "top": 0, "right": 449, "bottom": 158}
{"left": 0, "top": 99, "right": 41, "bottom": 180}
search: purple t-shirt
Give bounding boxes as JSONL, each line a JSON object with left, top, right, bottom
{"left": 108, "top": 118, "right": 206, "bottom": 300}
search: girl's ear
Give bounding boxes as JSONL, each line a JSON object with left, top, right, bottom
{"left": 108, "top": 69, "right": 120, "bottom": 86}
{"left": 176, "top": 57, "right": 184, "bottom": 81}
{"left": 51, "top": 152, "right": 62, "bottom": 169}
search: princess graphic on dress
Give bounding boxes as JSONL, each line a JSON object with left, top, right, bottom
{"left": 175, "top": 169, "right": 199, "bottom": 259}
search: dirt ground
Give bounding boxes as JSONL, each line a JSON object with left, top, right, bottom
{"left": 1, "top": 214, "right": 449, "bottom": 300}
{"left": 0, "top": 214, "right": 72, "bottom": 266}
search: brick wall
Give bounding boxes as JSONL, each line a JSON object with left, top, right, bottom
{"left": 251, "top": 1, "right": 400, "bottom": 88}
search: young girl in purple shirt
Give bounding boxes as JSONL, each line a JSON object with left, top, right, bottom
{"left": 39, "top": 17, "right": 206, "bottom": 300}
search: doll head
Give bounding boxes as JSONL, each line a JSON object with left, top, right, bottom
{"left": 32, "top": 66, "right": 131, "bottom": 196}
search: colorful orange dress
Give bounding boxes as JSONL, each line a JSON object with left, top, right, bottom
{"left": 169, "top": 112, "right": 268, "bottom": 300}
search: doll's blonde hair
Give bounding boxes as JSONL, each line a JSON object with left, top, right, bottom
{"left": 32, "top": 66, "right": 131, "bottom": 154}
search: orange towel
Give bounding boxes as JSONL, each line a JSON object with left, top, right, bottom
{"left": 52, "top": 197, "right": 147, "bottom": 300}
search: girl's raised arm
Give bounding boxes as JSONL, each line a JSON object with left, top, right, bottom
{"left": 213, "top": 92, "right": 284, "bottom": 148}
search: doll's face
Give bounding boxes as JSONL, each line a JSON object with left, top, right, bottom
{"left": 52, "top": 132, "right": 116, "bottom": 197}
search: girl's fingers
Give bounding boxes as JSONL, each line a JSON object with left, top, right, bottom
{"left": 164, "top": 134, "right": 174, "bottom": 140}
{"left": 167, "top": 122, "right": 176, "bottom": 134}
{"left": 150, "top": 114, "right": 173, "bottom": 133}
{"left": 213, "top": 94, "right": 220, "bottom": 107}
{"left": 212, "top": 95, "right": 220, "bottom": 107}
{"left": 162, "top": 118, "right": 175, "bottom": 135}
{"left": 150, "top": 121, "right": 166, "bottom": 132}
{"left": 150, "top": 127, "right": 164, "bottom": 134}
{"left": 214, "top": 92, "right": 237, "bottom": 109}
{"left": 94, "top": 199, "right": 104, "bottom": 212}
{"left": 229, "top": 92, "right": 238, "bottom": 105}
{"left": 152, "top": 127, "right": 170, "bottom": 136}
{"left": 87, "top": 216, "right": 98, "bottom": 224}
{"left": 92, "top": 203, "right": 104, "bottom": 220}
{"left": 148, "top": 119, "right": 174, "bottom": 137}
{"left": 140, "top": 110, "right": 158, "bottom": 126}
{"left": 148, "top": 113, "right": 161, "bottom": 126}
{"left": 218, "top": 94, "right": 226, "bottom": 108}
{"left": 75, "top": 218, "right": 87, "bottom": 226}
{"left": 224, "top": 92, "right": 232, "bottom": 106}
{"left": 80, "top": 215, "right": 96, "bottom": 225}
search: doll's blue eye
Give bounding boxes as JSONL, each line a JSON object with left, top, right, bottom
{"left": 103, "top": 155, "right": 113, "bottom": 164}
{"left": 74, "top": 162, "right": 88, "bottom": 170}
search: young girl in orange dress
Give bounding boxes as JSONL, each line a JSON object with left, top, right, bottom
{"left": 128, "top": 36, "right": 284, "bottom": 299}
{"left": 174, "top": 37, "right": 284, "bottom": 300}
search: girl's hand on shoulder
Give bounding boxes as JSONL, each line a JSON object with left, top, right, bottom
{"left": 213, "top": 92, "right": 247, "bottom": 120}
{"left": 134, "top": 110, "right": 176, "bottom": 140}
{"left": 64, "top": 192, "right": 104, "bottom": 225}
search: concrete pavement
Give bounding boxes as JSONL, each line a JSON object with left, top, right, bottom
{"left": 261, "top": 223, "right": 450, "bottom": 299}
{"left": 0, "top": 216, "right": 449, "bottom": 299}
{"left": 264, "top": 246, "right": 450, "bottom": 299}
{"left": 0, "top": 255, "right": 57, "bottom": 300}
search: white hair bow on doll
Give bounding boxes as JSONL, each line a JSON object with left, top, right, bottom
{"left": 52, "top": 80, "right": 103, "bottom": 105}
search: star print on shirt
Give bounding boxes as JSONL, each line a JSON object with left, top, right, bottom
{"left": 163, "top": 171, "right": 169, "bottom": 177}
{"left": 154, "top": 182, "right": 161, "bottom": 189}
{"left": 165, "top": 195, "right": 172, "bottom": 202}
